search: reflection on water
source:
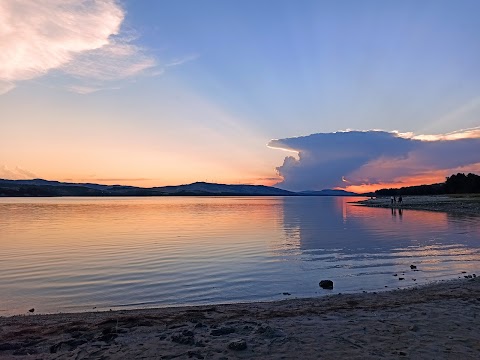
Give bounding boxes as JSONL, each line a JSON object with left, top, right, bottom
{"left": 280, "top": 197, "right": 479, "bottom": 293}
{"left": 0, "top": 196, "right": 479, "bottom": 315}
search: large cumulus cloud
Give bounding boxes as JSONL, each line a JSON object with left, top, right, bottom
{"left": 268, "top": 129, "right": 480, "bottom": 191}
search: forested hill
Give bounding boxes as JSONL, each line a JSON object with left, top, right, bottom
{"left": 0, "top": 179, "right": 363, "bottom": 197}
{"left": 0, "top": 179, "right": 294, "bottom": 197}
{"left": 375, "top": 173, "right": 480, "bottom": 196}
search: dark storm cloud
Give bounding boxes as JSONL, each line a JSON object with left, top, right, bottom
{"left": 268, "top": 130, "right": 480, "bottom": 191}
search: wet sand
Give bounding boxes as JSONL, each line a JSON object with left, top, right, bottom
{"left": 1, "top": 278, "right": 480, "bottom": 359}
{"left": 355, "top": 195, "right": 480, "bottom": 216}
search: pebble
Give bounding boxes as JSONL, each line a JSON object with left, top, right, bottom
{"left": 171, "top": 330, "right": 195, "bottom": 345}
{"left": 319, "top": 280, "right": 334, "bottom": 290}
{"left": 228, "top": 339, "right": 247, "bottom": 351}
{"left": 409, "top": 325, "right": 419, "bottom": 332}
{"left": 211, "top": 327, "right": 235, "bottom": 336}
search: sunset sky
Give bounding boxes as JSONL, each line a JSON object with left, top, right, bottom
{"left": 1, "top": 0, "right": 479, "bottom": 191}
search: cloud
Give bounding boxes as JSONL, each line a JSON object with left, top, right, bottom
{"left": 66, "top": 85, "right": 103, "bottom": 94}
{"left": 67, "top": 84, "right": 121, "bottom": 94}
{"left": 0, "top": 81, "right": 15, "bottom": 95}
{"left": 165, "top": 54, "right": 199, "bottom": 67}
{"left": 407, "top": 127, "right": 480, "bottom": 141}
{"left": 70, "top": 178, "right": 152, "bottom": 183}
{"left": 0, "top": 0, "right": 156, "bottom": 93}
{"left": 268, "top": 128, "right": 480, "bottom": 191}
{"left": 63, "top": 39, "right": 156, "bottom": 81}
{"left": 0, "top": 165, "right": 38, "bottom": 179}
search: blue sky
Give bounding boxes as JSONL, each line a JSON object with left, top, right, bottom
{"left": 125, "top": 0, "right": 480, "bottom": 136}
{"left": 0, "top": 0, "right": 479, "bottom": 189}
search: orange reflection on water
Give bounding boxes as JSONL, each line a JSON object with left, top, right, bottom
{"left": 1, "top": 196, "right": 479, "bottom": 316}
{"left": 0, "top": 197, "right": 286, "bottom": 252}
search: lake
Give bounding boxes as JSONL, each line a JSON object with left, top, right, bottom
{"left": 1, "top": 196, "right": 479, "bottom": 316}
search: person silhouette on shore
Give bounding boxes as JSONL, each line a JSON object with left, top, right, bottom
{"left": 398, "top": 195, "right": 403, "bottom": 204}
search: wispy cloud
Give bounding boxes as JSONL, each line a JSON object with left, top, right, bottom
{"left": 67, "top": 84, "right": 121, "bottom": 94}
{"left": 165, "top": 54, "right": 199, "bottom": 68}
{"left": 66, "top": 85, "right": 103, "bottom": 95}
{"left": 0, "top": 0, "right": 157, "bottom": 94}
{"left": 0, "top": 81, "right": 15, "bottom": 95}
{"left": 0, "top": 165, "right": 38, "bottom": 179}
{"left": 79, "top": 178, "right": 151, "bottom": 182}
{"left": 61, "top": 178, "right": 152, "bottom": 184}
{"left": 268, "top": 128, "right": 480, "bottom": 191}
{"left": 63, "top": 39, "right": 156, "bottom": 81}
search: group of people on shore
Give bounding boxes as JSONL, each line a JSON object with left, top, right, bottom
{"left": 390, "top": 195, "right": 402, "bottom": 205}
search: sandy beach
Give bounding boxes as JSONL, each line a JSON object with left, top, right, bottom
{"left": 355, "top": 194, "right": 480, "bottom": 216}
{"left": 1, "top": 277, "right": 479, "bottom": 359}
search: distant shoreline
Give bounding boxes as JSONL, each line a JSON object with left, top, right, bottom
{"left": 355, "top": 194, "right": 480, "bottom": 216}
{"left": 0, "top": 179, "right": 360, "bottom": 197}
{"left": 0, "top": 193, "right": 366, "bottom": 198}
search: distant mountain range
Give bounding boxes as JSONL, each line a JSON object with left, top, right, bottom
{"left": 0, "top": 179, "right": 360, "bottom": 197}
{"left": 298, "top": 189, "right": 358, "bottom": 196}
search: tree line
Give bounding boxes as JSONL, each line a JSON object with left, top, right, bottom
{"left": 375, "top": 173, "right": 480, "bottom": 196}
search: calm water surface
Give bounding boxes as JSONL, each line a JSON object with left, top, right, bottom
{"left": 1, "top": 196, "right": 479, "bottom": 315}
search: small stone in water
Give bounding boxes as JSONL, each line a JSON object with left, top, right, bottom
{"left": 319, "top": 280, "right": 334, "bottom": 290}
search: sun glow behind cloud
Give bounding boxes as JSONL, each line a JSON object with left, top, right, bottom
{"left": 269, "top": 128, "right": 480, "bottom": 192}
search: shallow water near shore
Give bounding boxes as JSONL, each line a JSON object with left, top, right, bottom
{"left": 1, "top": 196, "right": 479, "bottom": 316}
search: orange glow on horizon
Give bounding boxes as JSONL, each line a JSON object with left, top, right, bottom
{"left": 341, "top": 163, "right": 480, "bottom": 193}
{"left": 53, "top": 175, "right": 284, "bottom": 188}
{"left": 342, "top": 175, "right": 444, "bottom": 194}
